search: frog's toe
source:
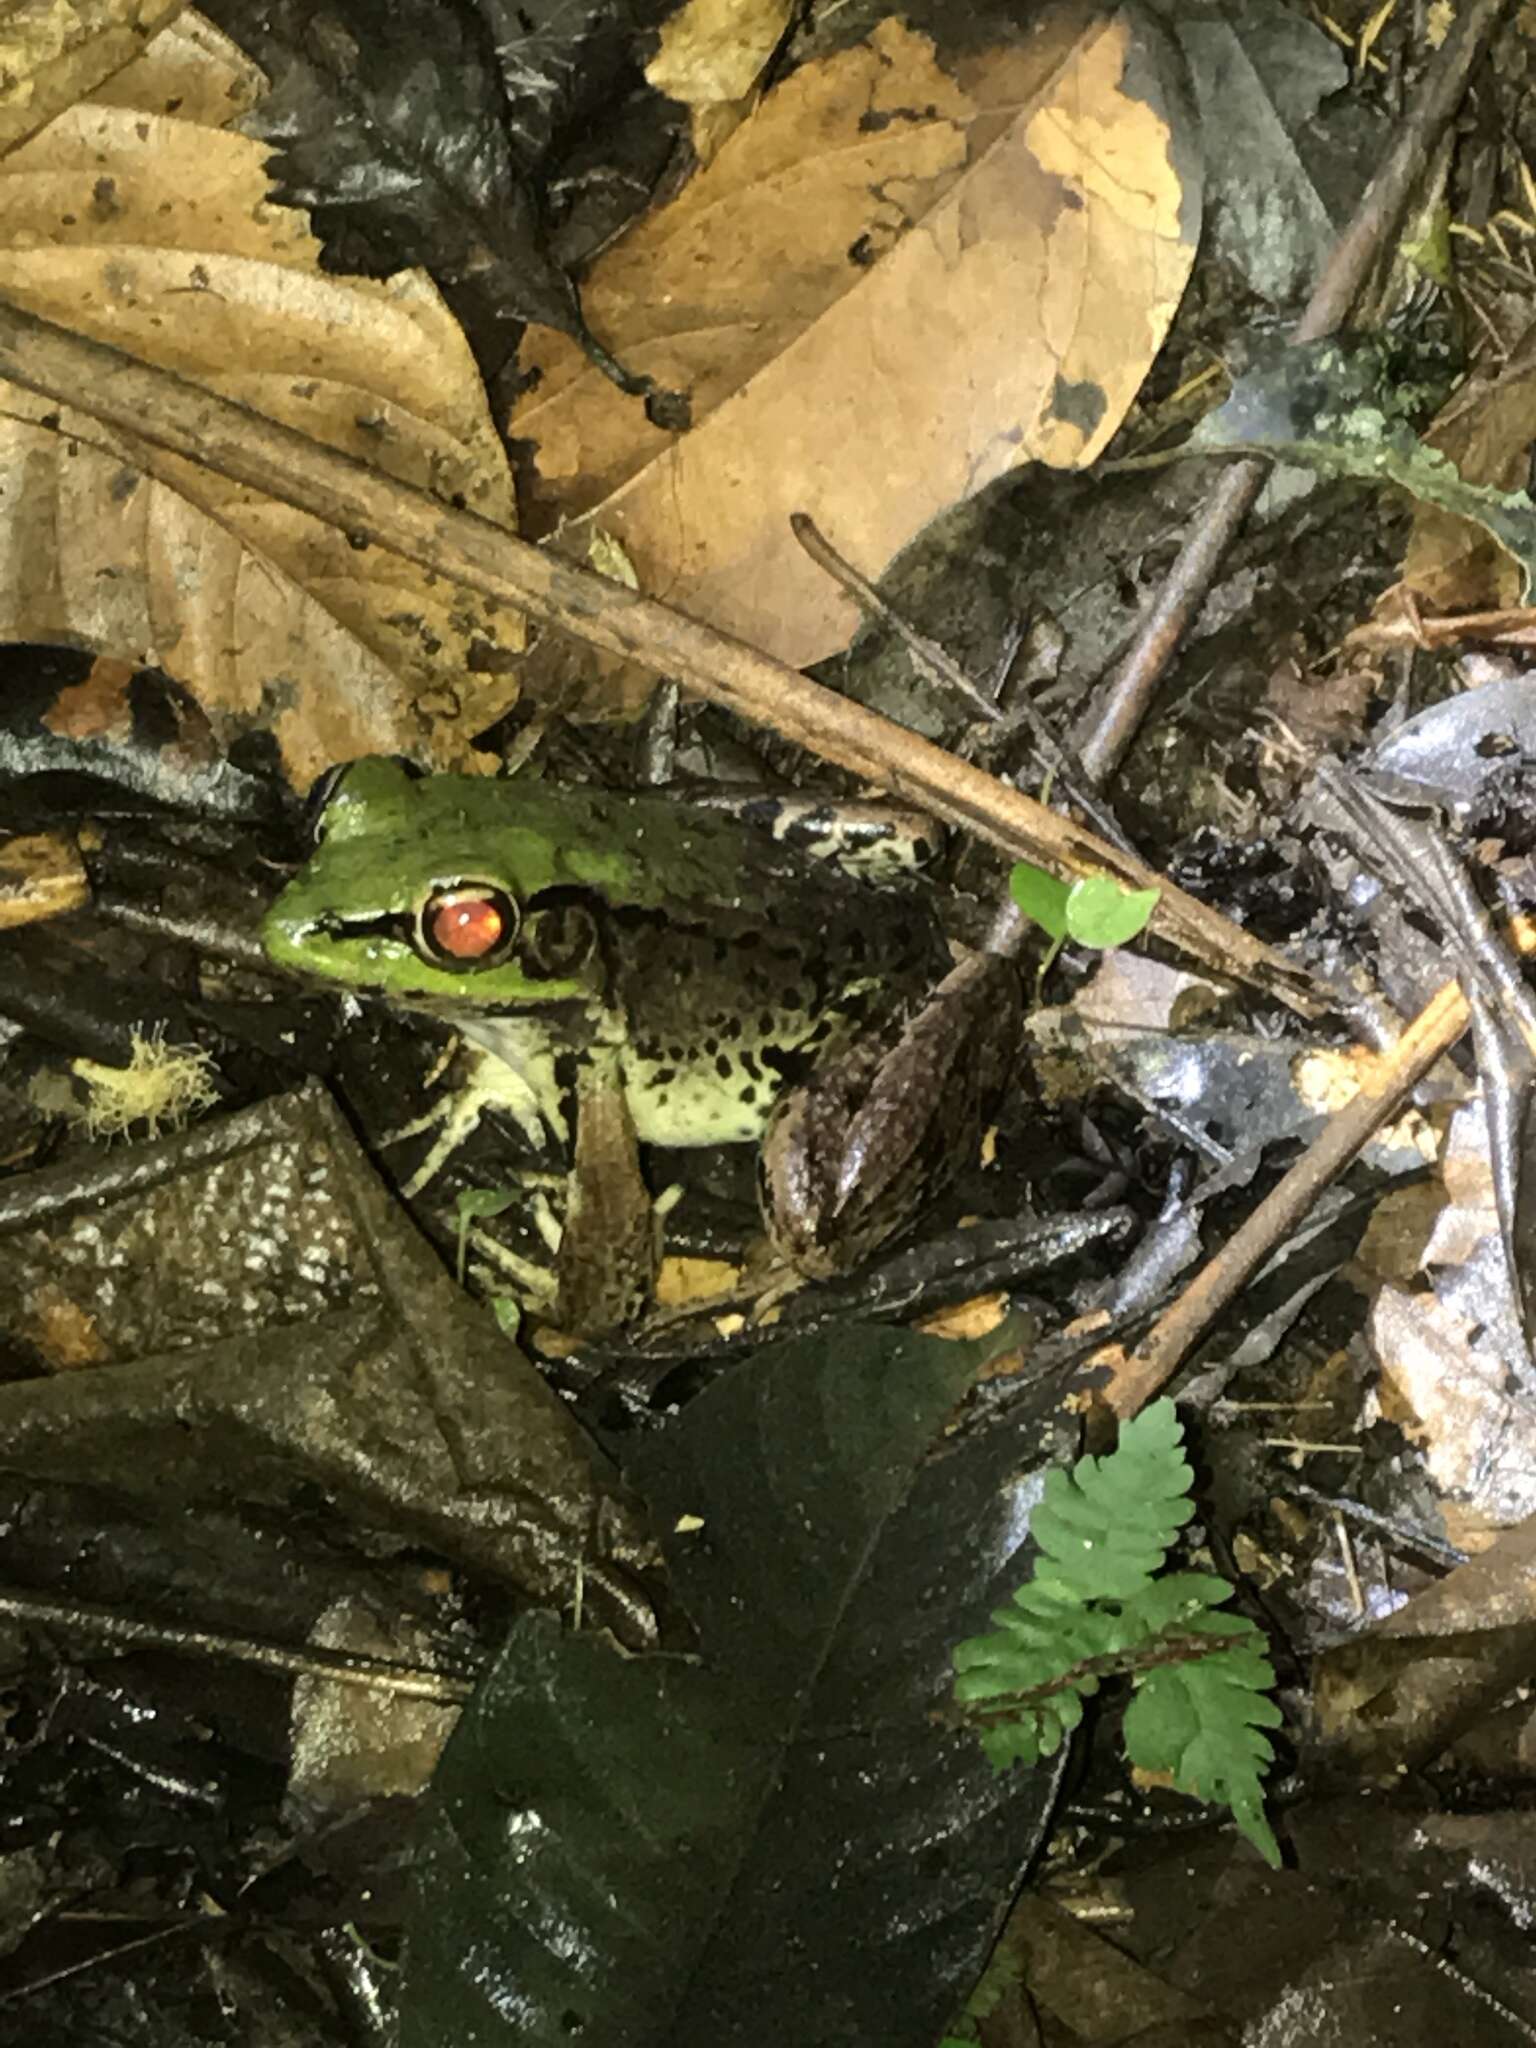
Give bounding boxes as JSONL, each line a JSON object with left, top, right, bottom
{"left": 531, "top": 1191, "right": 564, "bottom": 1256}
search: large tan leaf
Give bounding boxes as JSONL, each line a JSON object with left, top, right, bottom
{"left": 0, "top": 19, "right": 525, "bottom": 783}
{"left": 515, "top": 9, "right": 1198, "bottom": 672}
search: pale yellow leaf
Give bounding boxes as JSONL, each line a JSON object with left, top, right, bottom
{"left": 654, "top": 1254, "right": 742, "bottom": 1307}
{"left": 0, "top": 830, "right": 88, "bottom": 926}
{"left": 646, "top": 0, "right": 794, "bottom": 157}
{"left": 87, "top": 6, "right": 263, "bottom": 122}
{"left": 646, "top": 0, "right": 793, "bottom": 105}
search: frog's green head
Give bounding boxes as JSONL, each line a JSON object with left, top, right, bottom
{"left": 263, "top": 758, "right": 629, "bottom": 1008}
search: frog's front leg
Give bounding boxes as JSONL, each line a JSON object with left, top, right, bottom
{"left": 390, "top": 1019, "right": 657, "bottom": 1335}
{"left": 389, "top": 1028, "right": 564, "bottom": 1199}
{"left": 760, "top": 951, "right": 1022, "bottom": 1279}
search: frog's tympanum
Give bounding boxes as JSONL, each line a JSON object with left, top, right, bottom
{"left": 263, "top": 758, "right": 1016, "bottom": 1332}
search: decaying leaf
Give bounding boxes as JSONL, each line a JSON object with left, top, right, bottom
{"left": 0, "top": 0, "right": 185, "bottom": 155}
{"left": 220, "top": 0, "right": 593, "bottom": 356}
{"left": 0, "top": 830, "right": 88, "bottom": 926}
{"left": 1313, "top": 1512, "right": 1536, "bottom": 1774}
{"left": 1174, "top": 0, "right": 1350, "bottom": 305}
{"left": 87, "top": 5, "right": 260, "bottom": 119}
{"left": 1370, "top": 1099, "right": 1536, "bottom": 1534}
{"left": 516, "top": 9, "right": 1200, "bottom": 675}
{"left": 0, "top": 17, "right": 526, "bottom": 785}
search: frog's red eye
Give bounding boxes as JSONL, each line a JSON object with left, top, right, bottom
{"left": 417, "top": 885, "right": 519, "bottom": 967}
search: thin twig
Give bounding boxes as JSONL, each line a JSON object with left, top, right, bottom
{"left": 790, "top": 512, "right": 1000, "bottom": 721}
{"left": 0, "top": 295, "right": 1327, "bottom": 1017}
{"left": 791, "top": 514, "right": 1133, "bottom": 851}
{"left": 0, "top": 1584, "right": 475, "bottom": 1702}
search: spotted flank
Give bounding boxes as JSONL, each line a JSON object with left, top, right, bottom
{"left": 621, "top": 984, "right": 879, "bottom": 1146}
{"left": 606, "top": 902, "right": 935, "bottom": 1148}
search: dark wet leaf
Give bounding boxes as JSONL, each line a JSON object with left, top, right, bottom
{"left": 400, "top": 1322, "right": 1072, "bottom": 2048}
{"left": 206, "top": 0, "right": 638, "bottom": 362}
{"left": 1364, "top": 671, "right": 1536, "bottom": 818}
{"left": 1104, "top": 1800, "right": 1536, "bottom": 2047}
{"left": 0, "top": 648, "right": 280, "bottom": 826}
{"left": 0, "top": 1086, "right": 655, "bottom": 1631}
{"left": 1175, "top": 0, "right": 1354, "bottom": 304}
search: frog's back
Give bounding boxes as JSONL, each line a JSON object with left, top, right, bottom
{"left": 451, "top": 779, "right": 909, "bottom": 921}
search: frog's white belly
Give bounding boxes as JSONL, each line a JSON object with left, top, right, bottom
{"left": 460, "top": 1014, "right": 573, "bottom": 1148}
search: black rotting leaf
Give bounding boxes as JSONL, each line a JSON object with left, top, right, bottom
{"left": 205, "top": 0, "right": 657, "bottom": 373}
{"left": 400, "top": 1322, "right": 1071, "bottom": 2048}
{"left": 1185, "top": 334, "right": 1536, "bottom": 594}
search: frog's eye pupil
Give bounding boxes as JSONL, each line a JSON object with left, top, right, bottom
{"left": 418, "top": 886, "right": 518, "bottom": 967}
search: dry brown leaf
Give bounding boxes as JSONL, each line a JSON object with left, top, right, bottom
{"left": 646, "top": 0, "right": 794, "bottom": 160}
{"left": 516, "top": 8, "right": 1198, "bottom": 678}
{"left": 914, "top": 1291, "right": 1011, "bottom": 1341}
{"left": 0, "top": 18, "right": 525, "bottom": 784}
{"left": 1401, "top": 327, "right": 1536, "bottom": 612}
{"left": 653, "top": 1253, "right": 742, "bottom": 1307}
{"left": 87, "top": 5, "right": 262, "bottom": 120}
{"left": 1312, "top": 1511, "right": 1536, "bottom": 1772}
{"left": 0, "top": 0, "right": 184, "bottom": 154}
{"left": 647, "top": 0, "right": 793, "bottom": 104}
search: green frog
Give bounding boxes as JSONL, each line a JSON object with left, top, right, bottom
{"left": 263, "top": 758, "right": 1013, "bottom": 1330}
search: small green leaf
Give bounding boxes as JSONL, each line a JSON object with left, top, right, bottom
{"left": 1065, "top": 876, "right": 1161, "bottom": 948}
{"left": 1008, "top": 861, "right": 1071, "bottom": 939}
{"left": 963, "top": 1944, "right": 1021, "bottom": 2023}
{"left": 456, "top": 1186, "right": 521, "bottom": 1224}
{"left": 454, "top": 1185, "right": 521, "bottom": 1282}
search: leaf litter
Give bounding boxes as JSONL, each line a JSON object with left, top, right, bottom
{"left": 8, "top": 1, "right": 1536, "bottom": 2043}
{"left": 0, "top": 17, "right": 527, "bottom": 782}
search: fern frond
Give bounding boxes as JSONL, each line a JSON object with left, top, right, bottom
{"left": 952, "top": 1400, "right": 1282, "bottom": 1867}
